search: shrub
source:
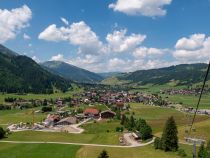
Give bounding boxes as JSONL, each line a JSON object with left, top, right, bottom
{"left": 178, "top": 149, "right": 187, "bottom": 157}
{"left": 98, "top": 150, "right": 109, "bottom": 158}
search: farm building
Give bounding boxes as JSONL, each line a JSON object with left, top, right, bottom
{"left": 100, "top": 110, "right": 116, "bottom": 119}
{"left": 84, "top": 108, "right": 99, "bottom": 118}
{"left": 55, "top": 117, "right": 77, "bottom": 126}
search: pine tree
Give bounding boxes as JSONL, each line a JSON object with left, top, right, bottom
{"left": 206, "top": 140, "right": 210, "bottom": 157}
{"left": 154, "top": 137, "right": 161, "bottom": 149}
{"left": 161, "top": 116, "right": 178, "bottom": 151}
{"left": 121, "top": 114, "right": 126, "bottom": 125}
{"left": 198, "top": 143, "right": 207, "bottom": 158}
{"left": 129, "top": 115, "right": 135, "bottom": 130}
{"left": 98, "top": 150, "right": 109, "bottom": 158}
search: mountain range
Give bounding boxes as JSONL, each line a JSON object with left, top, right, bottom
{"left": 0, "top": 44, "right": 70, "bottom": 93}
{"left": 41, "top": 61, "right": 103, "bottom": 83}
{"left": 116, "top": 63, "right": 210, "bottom": 86}
{"left": 0, "top": 44, "right": 209, "bottom": 93}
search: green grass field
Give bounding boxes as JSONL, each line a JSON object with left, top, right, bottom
{"left": 0, "top": 88, "right": 82, "bottom": 104}
{"left": 82, "top": 120, "right": 121, "bottom": 134}
{"left": 0, "top": 108, "right": 46, "bottom": 124}
{"left": 4, "top": 131, "right": 120, "bottom": 145}
{"left": 0, "top": 142, "right": 195, "bottom": 158}
{"left": 161, "top": 94, "right": 210, "bottom": 109}
{"left": 76, "top": 144, "right": 194, "bottom": 158}
{"left": 0, "top": 143, "right": 80, "bottom": 158}
{"left": 129, "top": 103, "right": 209, "bottom": 134}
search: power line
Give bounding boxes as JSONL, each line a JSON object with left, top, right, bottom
{"left": 189, "top": 61, "right": 210, "bottom": 135}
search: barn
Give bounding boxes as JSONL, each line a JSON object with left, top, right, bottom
{"left": 100, "top": 110, "right": 116, "bottom": 119}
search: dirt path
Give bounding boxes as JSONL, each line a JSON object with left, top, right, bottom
{"left": 0, "top": 138, "right": 154, "bottom": 148}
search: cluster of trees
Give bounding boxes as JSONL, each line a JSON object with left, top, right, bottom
{"left": 121, "top": 115, "right": 152, "bottom": 140}
{"left": 0, "top": 127, "right": 6, "bottom": 139}
{"left": 41, "top": 106, "right": 52, "bottom": 112}
{"left": 0, "top": 105, "right": 11, "bottom": 110}
{"left": 198, "top": 140, "right": 210, "bottom": 158}
{"left": 154, "top": 116, "right": 178, "bottom": 151}
{"left": 4, "top": 97, "right": 17, "bottom": 102}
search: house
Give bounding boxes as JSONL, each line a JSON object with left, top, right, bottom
{"left": 84, "top": 108, "right": 99, "bottom": 118}
{"left": 100, "top": 110, "right": 116, "bottom": 119}
{"left": 55, "top": 117, "right": 77, "bottom": 126}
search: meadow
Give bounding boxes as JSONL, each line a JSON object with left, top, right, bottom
{"left": 0, "top": 86, "right": 82, "bottom": 104}
{"left": 161, "top": 94, "right": 210, "bottom": 109}
{"left": 0, "top": 108, "right": 46, "bottom": 125}
{"left": 0, "top": 142, "right": 195, "bottom": 158}
{"left": 0, "top": 143, "right": 80, "bottom": 158}
{"left": 129, "top": 103, "right": 209, "bottom": 134}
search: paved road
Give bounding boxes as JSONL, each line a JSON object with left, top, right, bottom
{"left": 0, "top": 138, "right": 154, "bottom": 148}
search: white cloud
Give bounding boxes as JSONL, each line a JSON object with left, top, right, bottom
{"left": 38, "top": 24, "right": 67, "bottom": 42}
{"left": 106, "top": 29, "right": 146, "bottom": 53}
{"left": 50, "top": 54, "right": 64, "bottom": 61}
{"left": 109, "top": 0, "right": 172, "bottom": 17}
{"left": 0, "top": 5, "right": 32, "bottom": 43}
{"left": 39, "top": 21, "right": 104, "bottom": 55}
{"left": 173, "top": 34, "right": 210, "bottom": 63}
{"left": 23, "top": 33, "right": 31, "bottom": 40}
{"left": 32, "top": 56, "right": 40, "bottom": 63}
{"left": 133, "top": 47, "right": 166, "bottom": 58}
{"left": 175, "top": 34, "right": 205, "bottom": 50}
{"left": 60, "top": 17, "right": 69, "bottom": 25}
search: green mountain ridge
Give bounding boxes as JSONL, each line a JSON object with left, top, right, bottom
{"left": 41, "top": 61, "right": 103, "bottom": 83}
{"left": 0, "top": 44, "right": 70, "bottom": 93}
{"left": 116, "top": 63, "right": 210, "bottom": 86}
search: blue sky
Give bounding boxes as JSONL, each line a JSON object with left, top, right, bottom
{"left": 1, "top": 0, "right": 210, "bottom": 72}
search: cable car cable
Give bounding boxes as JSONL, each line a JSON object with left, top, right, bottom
{"left": 189, "top": 61, "right": 210, "bottom": 135}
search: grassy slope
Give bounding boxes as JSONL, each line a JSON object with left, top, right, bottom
{"left": 76, "top": 144, "right": 193, "bottom": 158}
{"left": 129, "top": 103, "right": 209, "bottom": 134}
{"left": 5, "top": 131, "right": 119, "bottom": 145}
{"left": 0, "top": 108, "right": 46, "bottom": 124}
{"left": 161, "top": 94, "right": 210, "bottom": 109}
{"left": 0, "top": 87, "right": 82, "bottom": 104}
{"left": 0, "top": 143, "right": 80, "bottom": 158}
{"left": 0, "top": 143, "right": 194, "bottom": 158}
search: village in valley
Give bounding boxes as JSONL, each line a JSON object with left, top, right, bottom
{"left": 0, "top": 84, "right": 209, "bottom": 148}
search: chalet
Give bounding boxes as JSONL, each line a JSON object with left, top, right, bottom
{"left": 84, "top": 108, "right": 99, "bottom": 118}
{"left": 100, "top": 110, "right": 116, "bottom": 119}
{"left": 55, "top": 117, "right": 77, "bottom": 126}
